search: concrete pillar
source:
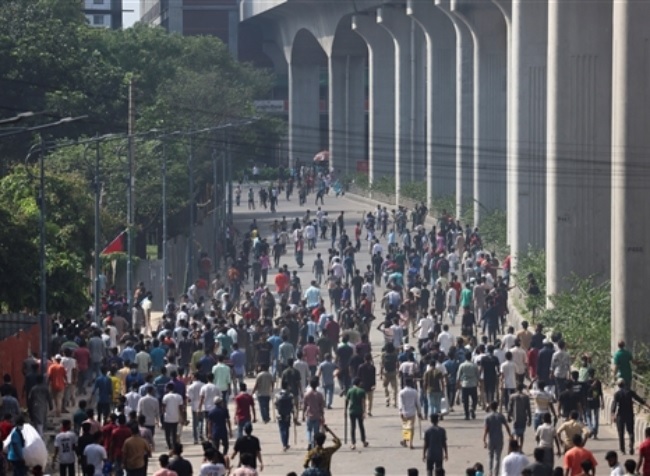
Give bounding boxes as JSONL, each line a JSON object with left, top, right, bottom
{"left": 509, "top": 0, "right": 547, "bottom": 271}
{"left": 408, "top": 0, "right": 457, "bottom": 206}
{"left": 611, "top": 0, "right": 650, "bottom": 351}
{"left": 546, "top": 0, "right": 612, "bottom": 296}
{"left": 329, "top": 54, "right": 366, "bottom": 176}
{"left": 452, "top": 1, "right": 507, "bottom": 225}
{"left": 288, "top": 62, "right": 321, "bottom": 169}
{"left": 411, "top": 27, "right": 427, "bottom": 185}
{"left": 377, "top": 5, "right": 414, "bottom": 204}
{"left": 352, "top": 15, "right": 396, "bottom": 194}
{"left": 435, "top": 0, "right": 474, "bottom": 220}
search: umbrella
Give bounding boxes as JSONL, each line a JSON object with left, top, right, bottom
{"left": 313, "top": 150, "right": 330, "bottom": 163}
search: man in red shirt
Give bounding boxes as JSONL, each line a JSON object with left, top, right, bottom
{"left": 234, "top": 383, "right": 256, "bottom": 439}
{"left": 101, "top": 414, "right": 118, "bottom": 451}
{"left": 564, "top": 434, "right": 597, "bottom": 476}
{"left": 109, "top": 414, "right": 133, "bottom": 475}
{"left": 0, "top": 414, "right": 13, "bottom": 441}
{"left": 47, "top": 355, "right": 67, "bottom": 417}
{"left": 275, "top": 270, "right": 290, "bottom": 298}
{"left": 73, "top": 342, "right": 91, "bottom": 396}
{"left": 637, "top": 427, "right": 650, "bottom": 476}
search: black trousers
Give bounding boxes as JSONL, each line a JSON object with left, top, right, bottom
{"left": 616, "top": 416, "right": 635, "bottom": 452}
{"left": 164, "top": 421, "right": 179, "bottom": 449}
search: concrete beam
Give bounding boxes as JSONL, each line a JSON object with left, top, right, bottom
{"left": 329, "top": 53, "right": 366, "bottom": 177}
{"left": 435, "top": 0, "right": 474, "bottom": 220}
{"left": 352, "top": 14, "right": 396, "bottom": 197}
{"left": 611, "top": 0, "right": 650, "bottom": 352}
{"left": 452, "top": 0, "right": 508, "bottom": 225}
{"left": 377, "top": 5, "right": 417, "bottom": 205}
{"left": 546, "top": 0, "right": 612, "bottom": 296}
{"left": 407, "top": 0, "right": 457, "bottom": 206}
{"left": 508, "top": 0, "right": 547, "bottom": 272}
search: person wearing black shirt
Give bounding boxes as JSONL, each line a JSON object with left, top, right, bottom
{"left": 611, "top": 378, "right": 648, "bottom": 454}
{"left": 335, "top": 336, "right": 354, "bottom": 395}
{"left": 350, "top": 271, "right": 364, "bottom": 308}
{"left": 168, "top": 443, "right": 193, "bottom": 476}
{"left": 480, "top": 346, "right": 500, "bottom": 406}
{"left": 231, "top": 422, "right": 263, "bottom": 470}
{"left": 584, "top": 369, "right": 603, "bottom": 439}
{"left": 357, "top": 354, "right": 376, "bottom": 417}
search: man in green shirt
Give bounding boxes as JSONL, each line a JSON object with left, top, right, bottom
{"left": 346, "top": 377, "right": 369, "bottom": 450}
{"left": 212, "top": 355, "right": 232, "bottom": 402}
{"left": 613, "top": 340, "right": 633, "bottom": 387}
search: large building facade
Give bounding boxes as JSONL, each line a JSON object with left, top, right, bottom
{"left": 83, "top": 0, "right": 123, "bottom": 29}
{"left": 240, "top": 0, "right": 650, "bottom": 353}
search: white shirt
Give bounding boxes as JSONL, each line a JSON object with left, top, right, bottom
{"left": 446, "top": 288, "right": 458, "bottom": 307}
{"left": 609, "top": 463, "right": 625, "bottom": 476}
{"left": 55, "top": 431, "right": 78, "bottom": 464}
{"left": 372, "top": 243, "right": 383, "bottom": 255}
{"left": 199, "top": 463, "right": 227, "bottom": 476}
{"left": 417, "top": 317, "right": 435, "bottom": 340}
{"left": 61, "top": 356, "right": 77, "bottom": 383}
{"left": 187, "top": 380, "right": 205, "bottom": 413}
{"left": 200, "top": 383, "right": 220, "bottom": 412}
{"left": 447, "top": 252, "right": 459, "bottom": 273}
{"left": 304, "top": 225, "right": 316, "bottom": 239}
{"left": 502, "top": 334, "right": 517, "bottom": 350}
{"left": 83, "top": 444, "right": 107, "bottom": 476}
{"left": 501, "top": 452, "right": 529, "bottom": 476}
{"left": 437, "top": 331, "right": 454, "bottom": 355}
{"left": 162, "top": 392, "right": 184, "bottom": 423}
{"left": 125, "top": 390, "right": 141, "bottom": 412}
{"left": 361, "top": 282, "right": 374, "bottom": 302}
{"left": 331, "top": 263, "right": 344, "bottom": 278}
{"left": 500, "top": 360, "right": 517, "bottom": 389}
{"left": 398, "top": 386, "right": 420, "bottom": 418}
{"left": 227, "top": 327, "right": 238, "bottom": 344}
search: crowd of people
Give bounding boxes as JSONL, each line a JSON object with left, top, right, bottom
{"left": 8, "top": 172, "right": 650, "bottom": 476}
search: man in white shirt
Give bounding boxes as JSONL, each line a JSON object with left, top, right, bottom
{"left": 303, "top": 281, "right": 321, "bottom": 309}
{"left": 500, "top": 352, "right": 517, "bottom": 410}
{"left": 187, "top": 372, "right": 205, "bottom": 444}
{"left": 125, "top": 385, "right": 141, "bottom": 414}
{"left": 199, "top": 373, "right": 220, "bottom": 437}
{"left": 398, "top": 380, "right": 422, "bottom": 449}
{"left": 162, "top": 383, "right": 184, "bottom": 450}
{"left": 446, "top": 285, "right": 458, "bottom": 325}
{"left": 413, "top": 311, "right": 436, "bottom": 350}
{"left": 61, "top": 349, "right": 77, "bottom": 412}
{"left": 137, "top": 386, "right": 160, "bottom": 433}
{"left": 501, "top": 439, "right": 529, "bottom": 476}
{"left": 437, "top": 324, "right": 454, "bottom": 355}
{"left": 371, "top": 241, "right": 383, "bottom": 256}
{"left": 83, "top": 433, "right": 107, "bottom": 476}
{"left": 304, "top": 223, "right": 316, "bottom": 250}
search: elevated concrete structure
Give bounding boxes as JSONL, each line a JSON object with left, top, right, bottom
{"left": 508, "top": 0, "right": 547, "bottom": 270}
{"left": 611, "top": 0, "right": 650, "bottom": 351}
{"left": 408, "top": 0, "right": 457, "bottom": 205}
{"left": 546, "top": 0, "right": 612, "bottom": 296}
{"left": 435, "top": 0, "right": 474, "bottom": 219}
{"left": 242, "top": 0, "right": 650, "bottom": 352}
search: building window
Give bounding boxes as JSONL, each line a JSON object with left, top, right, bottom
{"left": 93, "top": 15, "right": 104, "bottom": 25}
{"left": 93, "top": 0, "right": 104, "bottom": 4}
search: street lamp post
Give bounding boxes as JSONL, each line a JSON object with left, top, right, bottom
{"left": 187, "top": 135, "right": 195, "bottom": 290}
{"left": 93, "top": 138, "right": 101, "bottom": 323}
{"left": 38, "top": 135, "right": 47, "bottom": 374}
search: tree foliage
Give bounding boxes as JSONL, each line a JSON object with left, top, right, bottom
{"left": 0, "top": 0, "right": 283, "bottom": 314}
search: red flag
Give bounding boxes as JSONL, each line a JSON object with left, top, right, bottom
{"left": 101, "top": 231, "right": 126, "bottom": 255}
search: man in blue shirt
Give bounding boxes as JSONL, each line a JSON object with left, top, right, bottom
{"left": 267, "top": 330, "right": 283, "bottom": 378}
{"left": 230, "top": 343, "right": 246, "bottom": 391}
{"left": 207, "top": 396, "right": 232, "bottom": 454}
{"left": 91, "top": 367, "right": 113, "bottom": 421}
{"left": 8, "top": 417, "right": 26, "bottom": 476}
{"left": 149, "top": 340, "right": 166, "bottom": 375}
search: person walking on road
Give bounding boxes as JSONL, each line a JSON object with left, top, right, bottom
{"left": 611, "top": 378, "right": 648, "bottom": 455}
{"left": 457, "top": 354, "right": 480, "bottom": 420}
{"left": 345, "top": 378, "right": 369, "bottom": 450}
{"left": 275, "top": 382, "right": 295, "bottom": 452}
{"left": 398, "top": 379, "right": 422, "bottom": 449}
{"left": 483, "top": 401, "right": 512, "bottom": 476}
{"left": 422, "top": 414, "right": 448, "bottom": 476}
{"left": 303, "top": 378, "right": 326, "bottom": 450}
{"left": 508, "top": 383, "right": 532, "bottom": 452}
{"left": 302, "top": 425, "right": 341, "bottom": 476}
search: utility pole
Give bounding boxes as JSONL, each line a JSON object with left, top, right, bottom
{"left": 226, "top": 131, "right": 233, "bottom": 226}
{"left": 212, "top": 146, "right": 219, "bottom": 272}
{"left": 161, "top": 140, "right": 168, "bottom": 309}
{"left": 126, "top": 78, "right": 135, "bottom": 311}
{"left": 94, "top": 137, "right": 101, "bottom": 324}
{"left": 38, "top": 135, "right": 47, "bottom": 375}
{"left": 187, "top": 135, "right": 195, "bottom": 289}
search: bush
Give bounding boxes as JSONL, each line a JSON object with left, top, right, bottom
{"left": 515, "top": 247, "right": 546, "bottom": 314}
{"left": 401, "top": 181, "right": 427, "bottom": 204}
{"left": 480, "top": 209, "right": 508, "bottom": 258}
{"left": 370, "top": 176, "right": 396, "bottom": 196}
{"left": 538, "top": 276, "right": 611, "bottom": 379}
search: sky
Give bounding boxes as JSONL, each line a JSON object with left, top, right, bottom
{"left": 123, "top": 0, "right": 140, "bottom": 28}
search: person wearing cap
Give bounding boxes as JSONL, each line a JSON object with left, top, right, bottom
{"left": 207, "top": 395, "right": 232, "bottom": 455}
{"left": 48, "top": 354, "right": 68, "bottom": 417}
{"left": 611, "top": 377, "right": 648, "bottom": 455}
{"left": 604, "top": 450, "right": 625, "bottom": 476}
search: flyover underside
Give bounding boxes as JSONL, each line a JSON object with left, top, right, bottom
{"left": 245, "top": 0, "right": 650, "bottom": 352}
